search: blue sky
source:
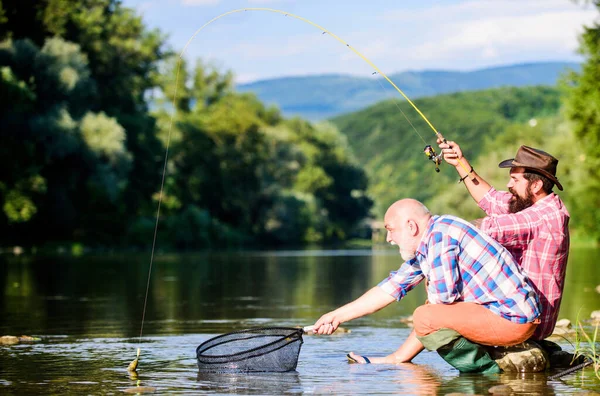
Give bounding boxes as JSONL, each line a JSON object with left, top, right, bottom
{"left": 123, "top": 0, "right": 597, "bottom": 83}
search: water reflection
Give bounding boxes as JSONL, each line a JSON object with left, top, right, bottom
{"left": 197, "top": 371, "right": 302, "bottom": 394}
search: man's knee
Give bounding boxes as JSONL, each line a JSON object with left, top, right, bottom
{"left": 412, "top": 304, "right": 437, "bottom": 336}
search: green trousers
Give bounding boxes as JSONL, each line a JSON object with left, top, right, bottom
{"left": 417, "top": 328, "right": 501, "bottom": 374}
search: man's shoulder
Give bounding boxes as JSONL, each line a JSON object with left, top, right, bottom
{"left": 433, "top": 214, "right": 477, "bottom": 235}
{"left": 530, "top": 193, "right": 570, "bottom": 219}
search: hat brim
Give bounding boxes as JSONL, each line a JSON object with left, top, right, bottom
{"left": 498, "top": 159, "right": 563, "bottom": 191}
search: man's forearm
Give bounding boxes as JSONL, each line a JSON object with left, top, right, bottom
{"left": 454, "top": 160, "right": 492, "bottom": 204}
{"left": 331, "top": 286, "right": 396, "bottom": 323}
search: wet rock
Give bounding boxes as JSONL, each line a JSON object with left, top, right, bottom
{"left": 18, "top": 335, "right": 41, "bottom": 342}
{"left": 554, "top": 318, "right": 571, "bottom": 328}
{"left": 551, "top": 326, "right": 575, "bottom": 336}
{"left": 0, "top": 335, "right": 41, "bottom": 345}
{"left": 488, "top": 341, "right": 548, "bottom": 373}
{"left": 488, "top": 384, "right": 513, "bottom": 394}
{"left": 0, "top": 336, "right": 19, "bottom": 345}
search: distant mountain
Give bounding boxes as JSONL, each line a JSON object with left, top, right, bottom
{"left": 236, "top": 62, "right": 579, "bottom": 120}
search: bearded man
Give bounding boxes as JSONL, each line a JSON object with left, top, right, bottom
{"left": 438, "top": 142, "right": 570, "bottom": 341}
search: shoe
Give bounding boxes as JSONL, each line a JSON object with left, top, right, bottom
{"left": 347, "top": 353, "right": 371, "bottom": 364}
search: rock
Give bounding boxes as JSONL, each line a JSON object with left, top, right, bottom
{"left": 18, "top": 335, "right": 41, "bottom": 342}
{"left": 488, "top": 384, "right": 513, "bottom": 394}
{"left": 596, "top": 285, "right": 600, "bottom": 294}
{"left": 0, "top": 335, "right": 41, "bottom": 344}
{"left": 551, "top": 326, "right": 575, "bottom": 336}
{"left": 554, "top": 318, "right": 571, "bottom": 328}
{"left": 591, "top": 310, "right": 600, "bottom": 320}
{"left": 0, "top": 336, "right": 19, "bottom": 345}
{"left": 488, "top": 341, "right": 549, "bottom": 373}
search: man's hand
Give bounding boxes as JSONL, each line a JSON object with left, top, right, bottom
{"left": 437, "top": 138, "right": 464, "bottom": 168}
{"left": 312, "top": 312, "right": 341, "bottom": 335}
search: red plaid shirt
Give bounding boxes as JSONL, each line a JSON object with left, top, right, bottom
{"left": 478, "top": 188, "right": 570, "bottom": 340}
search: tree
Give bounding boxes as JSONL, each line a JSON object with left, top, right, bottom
{"left": 564, "top": 0, "right": 600, "bottom": 242}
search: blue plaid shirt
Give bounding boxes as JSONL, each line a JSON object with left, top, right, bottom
{"left": 379, "top": 215, "right": 540, "bottom": 324}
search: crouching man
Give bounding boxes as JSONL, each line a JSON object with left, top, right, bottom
{"left": 312, "top": 199, "right": 540, "bottom": 373}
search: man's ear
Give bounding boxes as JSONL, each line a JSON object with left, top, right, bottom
{"left": 530, "top": 179, "right": 544, "bottom": 195}
{"left": 407, "top": 220, "right": 419, "bottom": 236}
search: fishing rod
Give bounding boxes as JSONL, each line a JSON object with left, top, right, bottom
{"left": 130, "top": 7, "right": 477, "bottom": 372}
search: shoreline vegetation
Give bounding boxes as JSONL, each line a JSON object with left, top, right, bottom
{"left": 0, "top": 233, "right": 597, "bottom": 257}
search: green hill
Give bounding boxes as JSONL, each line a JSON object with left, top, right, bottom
{"left": 330, "top": 86, "right": 563, "bottom": 217}
{"left": 237, "top": 62, "right": 577, "bottom": 120}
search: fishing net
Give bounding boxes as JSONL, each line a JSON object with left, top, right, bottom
{"left": 196, "top": 327, "right": 305, "bottom": 373}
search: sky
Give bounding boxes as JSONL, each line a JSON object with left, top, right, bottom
{"left": 123, "top": 0, "right": 598, "bottom": 83}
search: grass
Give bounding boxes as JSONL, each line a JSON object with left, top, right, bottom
{"left": 574, "top": 316, "right": 600, "bottom": 379}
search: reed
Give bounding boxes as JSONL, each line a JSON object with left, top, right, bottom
{"left": 573, "top": 315, "right": 600, "bottom": 380}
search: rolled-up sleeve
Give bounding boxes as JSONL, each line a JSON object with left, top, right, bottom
{"left": 478, "top": 187, "right": 511, "bottom": 216}
{"left": 378, "top": 259, "right": 424, "bottom": 301}
{"left": 480, "top": 211, "right": 536, "bottom": 247}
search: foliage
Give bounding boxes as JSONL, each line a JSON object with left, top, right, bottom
{"left": 574, "top": 318, "right": 600, "bottom": 380}
{"left": 563, "top": 0, "right": 600, "bottom": 242}
{"left": 0, "top": 0, "right": 165, "bottom": 247}
{"left": 153, "top": 56, "right": 373, "bottom": 246}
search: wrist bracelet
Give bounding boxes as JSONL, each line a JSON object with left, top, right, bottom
{"left": 458, "top": 166, "right": 474, "bottom": 183}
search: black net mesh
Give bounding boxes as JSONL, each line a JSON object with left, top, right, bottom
{"left": 196, "top": 327, "right": 305, "bottom": 373}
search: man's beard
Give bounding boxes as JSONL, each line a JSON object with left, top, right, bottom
{"left": 399, "top": 234, "right": 416, "bottom": 261}
{"left": 508, "top": 186, "right": 535, "bottom": 213}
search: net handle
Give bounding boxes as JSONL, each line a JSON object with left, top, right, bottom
{"left": 302, "top": 326, "right": 314, "bottom": 333}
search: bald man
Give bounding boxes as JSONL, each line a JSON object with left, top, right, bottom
{"left": 312, "top": 199, "right": 540, "bottom": 371}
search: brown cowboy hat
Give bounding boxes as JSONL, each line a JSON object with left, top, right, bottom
{"left": 499, "top": 145, "right": 563, "bottom": 191}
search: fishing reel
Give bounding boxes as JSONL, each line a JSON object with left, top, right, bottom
{"left": 424, "top": 145, "right": 443, "bottom": 173}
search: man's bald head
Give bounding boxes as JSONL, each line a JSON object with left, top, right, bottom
{"left": 384, "top": 199, "right": 431, "bottom": 260}
{"left": 384, "top": 199, "right": 431, "bottom": 226}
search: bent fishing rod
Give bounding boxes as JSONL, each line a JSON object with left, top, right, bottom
{"left": 130, "top": 7, "right": 477, "bottom": 371}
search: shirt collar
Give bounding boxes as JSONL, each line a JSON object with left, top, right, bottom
{"left": 413, "top": 215, "right": 437, "bottom": 261}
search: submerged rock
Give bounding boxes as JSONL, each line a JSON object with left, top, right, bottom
{"left": 488, "top": 384, "right": 513, "bottom": 394}
{"left": 0, "top": 335, "right": 41, "bottom": 345}
{"left": 0, "top": 336, "right": 19, "bottom": 345}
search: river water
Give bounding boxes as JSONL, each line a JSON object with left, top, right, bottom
{"left": 1, "top": 247, "right": 599, "bottom": 394}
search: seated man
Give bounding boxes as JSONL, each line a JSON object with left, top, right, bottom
{"left": 312, "top": 199, "right": 540, "bottom": 372}
{"left": 437, "top": 142, "right": 569, "bottom": 341}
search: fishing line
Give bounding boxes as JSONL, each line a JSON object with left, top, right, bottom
{"left": 129, "top": 58, "right": 183, "bottom": 372}
{"left": 371, "top": 72, "right": 428, "bottom": 145}
{"left": 132, "top": 6, "right": 475, "bottom": 368}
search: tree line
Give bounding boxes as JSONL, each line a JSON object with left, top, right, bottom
{"left": 0, "top": 0, "right": 372, "bottom": 250}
